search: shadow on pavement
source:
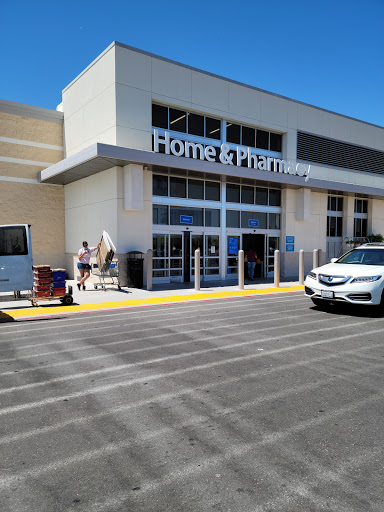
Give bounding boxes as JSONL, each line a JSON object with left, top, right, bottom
{"left": 311, "top": 303, "right": 384, "bottom": 318}
{"left": 0, "top": 311, "right": 15, "bottom": 323}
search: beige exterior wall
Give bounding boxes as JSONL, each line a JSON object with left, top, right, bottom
{"left": 64, "top": 165, "right": 152, "bottom": 281}
{"left": 0, "top": 181, "right": 65, "bottom": 267}
{"left": 0, "top": 104, "right": 66, "bottom": 269}
{"left": 0, "top": 111, "right": 63, "bottom": 146}
{"left": 63, "top": 45, "right": 116, "bottom": 156}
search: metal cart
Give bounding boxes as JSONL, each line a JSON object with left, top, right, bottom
{"left": 29, "top": 285, "right": 73, "bottom": 307}
{"left": 92, "top": 260, "right": 120, "bottom": 291}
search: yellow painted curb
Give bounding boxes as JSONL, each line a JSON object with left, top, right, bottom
{"left": 1, "top": 286, "right": 304, "bottom": 320}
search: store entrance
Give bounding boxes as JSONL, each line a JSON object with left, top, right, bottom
{"left": 243, "top": 234, "right": 265, "bottom": 279}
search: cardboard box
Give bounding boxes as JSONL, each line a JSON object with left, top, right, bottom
{"left": 96, "top": 231, "right": 116, "bottom": 272}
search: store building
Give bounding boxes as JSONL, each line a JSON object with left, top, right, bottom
{"left": 1, "top": 41, "right": 384, "bottom": 285}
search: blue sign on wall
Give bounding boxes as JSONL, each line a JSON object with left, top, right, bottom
{"left": 228, "top": 237, "right": 239, "bottom": 255}
{"left": 180, "top": 215, "right": 193, "bottom": 224}
{"left": 248, "top": 219, "right": 259, "bottom": 227}
{"left": 286, "top": 244, "right": 295, "bottom": 252}
{"left": 286, "top": 236, "right": 295, "bottom": 244}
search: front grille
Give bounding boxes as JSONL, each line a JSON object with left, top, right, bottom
{"left": 318, "top": 274, "right": 351, "bottom": 286}
{"left": 305, "top": 286, "right": 314, "bottom": 295}
{"left": 347, "top": 293, "right": 372, "bottom": 301}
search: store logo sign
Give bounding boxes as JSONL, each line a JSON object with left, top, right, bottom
{"left": 153, "top": 130, "right": 311, "bottom": 181}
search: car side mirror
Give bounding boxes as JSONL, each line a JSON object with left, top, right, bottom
{"left": 330, "top": 258, "right": 338, "bottom": 263}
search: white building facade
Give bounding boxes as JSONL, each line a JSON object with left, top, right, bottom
{"left": 38, "top": 42, "right": 384, "bottom": 285}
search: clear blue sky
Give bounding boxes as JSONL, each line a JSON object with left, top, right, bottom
{"left": 1, "top": 0, "right": 383, "bottom": 127}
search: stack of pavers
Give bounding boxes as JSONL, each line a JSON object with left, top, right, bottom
{"left": 51, "top": 269, "right": 66, "bottom": 297}
{"left": 33, "top": 265, "right": 52, "bottom": 298}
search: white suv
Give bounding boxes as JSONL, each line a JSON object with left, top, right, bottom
{"left": 305, "top": 244, "right": 384, "bottom": 307}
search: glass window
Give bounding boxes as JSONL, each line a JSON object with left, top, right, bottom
{"left": 241, "top": 185, "right": 254, "bottom": 204}
{"left": 170, "top": 234, "right": 183, "bottom": 258}
{"left": 256, "top": 130, "right": 269, "bottom": 150}
{"left": 227, "top": 183, "right": 240, "bottom": 203}
{"left": 206, "top": 235, "right": 219, "bottom": 256}
{"left": 269, "top": 213, "right": 280, "bottom": 230}
{"left": 0, "top": 226, "right": 28, "bottom": 256}
{"left": 153, "top": 205, "right": 168, "bottom": 225}
{"left": 205, "top": 209, "right": 220, "bottom": 227}
{"left": 170, "top": 207, "right": 203, "bottom": 226}
{"left": 226, "top": 210, "right": 240, "bottom": 228}
{"left": 241, "top": 211, "right": 267, "bottom": 229}
{"left": 188, "top": 113, "right": 204, "bottom": 136}
{"left": 205, "top": 181, "right": 220, "bottom": 201}
{"left": 188, "top": 179, "right": 204, "bottom": 200}
{"left": 270, "top": 133, "right": 282, "bottom": 152}
{"left": 337, "top": 217, "right": 343, "bottom": 236}
{"left": 354, "top": 218, "right": 368, "bottom": 238}
{"left": 328, "top": 196, "right": 343, "bottom": 211}
{"left": 242, "top": 126, "right": 255, "bottom": 147}
{"left": 226, "top": 123, "right": 241, "bottom": 144}
{"left": 354, "top": 218, "right": 360, "bottom": 238}
{"left": 355, "top": 199, "right": 368, "bottom": 213}
{"left": 269, "top": 189, "right": 281, "bottom": 206}
{"left": 256, "top": 187, "right": 268, "bottom": 205}
{"left": 206, "top": 117, "right": 221, "bottom": 140}
{"left": 169, "top": 108, "right": 186, "bottom": 132}
{"left": 152, "top": 104, "right": 168, "bottom": 129}
{"left": 227, "top": 235, "right": 239, "bottom": 274}
{"left": 152, "top": 234, "right": 168, "bottom": 258}
{"left": 153, "top": 174, "right": 168, "bottom": 196}
{"left": 170, "top": 177, "right": 186, "bottom": 198}
{"left": 328, "top": 216, "right": 335, "bottom": 237}
{"left": 327, "top": 216, "right": 342, "bottom": 237}
{"left": 362, "top": 218, "right": 367, "bottom": 236}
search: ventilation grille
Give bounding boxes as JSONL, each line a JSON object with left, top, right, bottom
{"left": 297, "top": 132, "right": 384, "bottom": 175}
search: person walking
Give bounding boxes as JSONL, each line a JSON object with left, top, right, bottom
{"left": 77, "top": 240, "right": 101, "bottom": 290}
{"left": 246, "top": 248, "right": 258, "bottom": 281}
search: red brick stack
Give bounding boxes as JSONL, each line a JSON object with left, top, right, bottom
{"left": 33, "top": 265, "right": 52, "bottom": 298}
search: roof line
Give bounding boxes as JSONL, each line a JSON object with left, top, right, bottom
{"left": 0, "top": 99, "right": 63, "bottom": 123}
{"left": 63, "top": 41, "right": 383, "bottom": 131}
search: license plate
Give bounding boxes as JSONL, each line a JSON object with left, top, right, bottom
{"left": 321, "top": 290, "right": 334, "bottom": 299}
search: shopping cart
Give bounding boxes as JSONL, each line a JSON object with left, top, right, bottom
{"left": 92, "top": 260, "right": 120, "bottom": 291}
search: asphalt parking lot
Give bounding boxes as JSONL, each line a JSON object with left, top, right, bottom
{"left": 0, "top": 292, "right": 383, "bottom": 512}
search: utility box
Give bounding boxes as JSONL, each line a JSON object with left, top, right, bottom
{"left": 126, "top": 251, "right": 144, "bottom": 288}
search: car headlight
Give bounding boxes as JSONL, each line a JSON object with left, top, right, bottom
{"left": 350, "top": 275, "right": 382, "bottom": 283}
{"left": 307, "top": 272, "right": 317, "bottom": 280}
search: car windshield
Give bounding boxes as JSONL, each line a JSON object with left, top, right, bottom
{"left": 337, "top": 248, "right": 384, "bottom": 265}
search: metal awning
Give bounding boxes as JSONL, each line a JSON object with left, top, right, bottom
{"left": 38, "top": 142, "right": 384, "bottom": 198}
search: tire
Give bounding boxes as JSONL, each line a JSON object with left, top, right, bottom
{"left": 61, "top": 295, "right": 73, "bottom": 306}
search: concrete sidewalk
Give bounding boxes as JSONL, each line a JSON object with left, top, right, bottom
{"left": 0, "top": 278, "right": 304, "bottom": 321}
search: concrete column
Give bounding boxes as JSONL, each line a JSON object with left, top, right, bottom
{"left": 313, "top": 249, "right": 319, "bottom": 269}
{"left": 238, "top": 250, "right": 244, "bottom": 289}
{"left": 195, "top": 249, "right": 200, "bottom": 291}
{"left": 274, "top": 250, "right": 280, "bottom": 288}
{"left": 299, "top": 249, "right": 305, "bottom": 284}
{"left": 343, "top": 196, "right": 355, "bottom": 243}
{"left": 146, "top": 249, "right": 153, "bottom": 291}
{"left": 123, "top": 164, "right": 144, "bottom": 210}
